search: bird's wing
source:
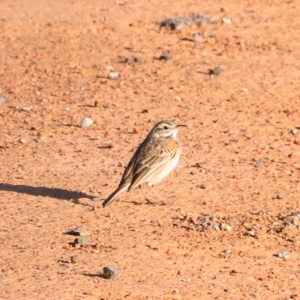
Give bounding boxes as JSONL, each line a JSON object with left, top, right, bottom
{"left": 128, "top": 137, "right": 179, "bottom": 190}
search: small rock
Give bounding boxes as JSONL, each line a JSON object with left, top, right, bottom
{"left": 124, "top": 58, "right": 133, "bottom": 64}
{"left": 74, "top": 237, "right": 94, "bottom": 246}
{"left": 134, "top": 57, "right": 144, "bottom": 63}
{"left": 280, "top": 222, "right": 297, "bottom": 233}
{"left": 291, "top": 128, "right": 298, "bottom": 135}
{"left": 81, "top": 117, "right": 94, "bottom": 128}
{"left": 255, "top": 161, "right": 263, "bottom": 168}
{"left": 222, "top": 17, "right": 232, "bottom": 24}
{"left": 185, "top": 278, "right": 191, "bottom": 282}
{"left": 141, "top": 109, "right": 148, "bottom": 113}
{"left": 277, "top": 251, "right": 290, "bottom": 259}
{"left": 250, "top": 294, "right": 259, "bottom": 299}
{"left": 108, "top": 72, "right": 120, "bottom": 79}
{"left": 203, "top": 215, "right": 211, "bottom": 222}
{"left": 220, "top": 223, "right": 231, "bottom": 231}
{"left": 276, "top": 194, "right": 284, "bottom": 199}
{"left": 70, "top": 255, "right": 78, "bottom": 264}
{"left": 209, "top": 67, "right": 223, "bottom": 76}
{"left": 192, "top": 33, "right": 204, "bottom": 43}
{"left": 197, "top": 184, "right": 206, "bottom": 189}
{"left": 92, "top": 197, "right": 101, "bottom": 202}
{"left": 224, "top": 288, "right": 232, "bottom": 293}
{"left": 159, "top": 54, "right": 172, "bottom": 61}
{"left": 65, "top": 107, "right": 70, "bottom": 111}
{"left": 224, "top": 249, "right": 232, "bottom": 254}
{"left": 0, "top": 95, "right": 5, "bottom": 104}
{"left": 212, "top": 225, "right": 220, "bottom": 231}
{"left": 19, "top": 105, "right": 31, "bottom": 111}
{"left": 102, "top": 266, "right": 119, "bottom": 279}
{"left": 19, "top": 138, "right": 26, "bottom": 144}
{"left": 94, "top": 101, "right": 101, "bottom": 107}
{"left": 69, "top": 229, "right": 90, "bottom": 237}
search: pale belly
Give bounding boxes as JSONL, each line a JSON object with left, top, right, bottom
{"left": 148, "top": 147, "right": 181, "bottom": 186}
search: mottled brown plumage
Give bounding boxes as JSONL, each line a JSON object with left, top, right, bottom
{"left": 103, "top": 120, "right": 185, "bottom": 207}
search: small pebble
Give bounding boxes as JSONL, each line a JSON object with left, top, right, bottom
{"left": 192, "top": 33, "right": 204, "bottom": 43}
{"left": 159, "top": 54, "right": 172, "bottom": 60}
{"left": 212, "top": 225, "right": 220, "bottom": 231}
{"left": 255, "top": 161, "right": 263, "bottom": 168}
{"left": 277, "top": 251, "right": 290, "bottom": 259}
{"left": 19, "top": 138, "right": 26, "bottom": 144}
{"left": 141, "top": 109, "right": 148, "bottom": 113}
{"left": 81, "top": 117, "right": 94, "bottom": 128}
{"left": 224, "top": 288, "right": 232, "bottom": 293}
{"left": 134, "top": 57, "right": 144, "bottom": 62}
{"left": 0, "top": 95, "right": 5, "bottom": 104}
{"left": 124, "top": 58, "right": 133, "bottom": 64}
{"left": 224, "top": 249, "right": 232, "bottom": 254}
{"left": 220, "top": 223, "right": 231, "bottom": 231}
{"left": 209, "top": 67, "right": 223, "bottom": 76}
{"left": 92, "top": 197, "right": 101, "bottom": 202}
{"left": 65, "top": 107, "right": 70, "bottom": 111}
{"left": 291, "top": 128, "right": 298, "bottom": 135}
{"left": 70, "top": 255, "right": 78, "bottom": 264}
{"left": 19, "top": 105, "right": 31, "bottom": 111}
{"left": 94, "top": 100, "right": 101, "bottom": 107}
{"left": 185, "top": 278, "right": 191, "bottom": 282}
{"left": 250, "top": 294, "right": 259, "bottom": 299}
{"left": 204, "top": 215, "right": 211, "bottom": 222}
{"left": 198, "top": 184, "right": 206, "bottom": 189}
{"left": 74, "top": 237, "right": 94, "bottom": 246}
{"left": 222, "top": 17, "right": 232, "bottom": 24}
{"left": 108, "top": 72, "right": 120, "bottom": 79}
{"left": 276, "top": 194, "right": 284, "bottom": 199}
{"left": 102, "top": 266, "right": 119, "bottom": 279}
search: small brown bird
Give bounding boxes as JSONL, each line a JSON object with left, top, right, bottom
{"left": 103, "top": 120, "right": 185, "bottom": 207}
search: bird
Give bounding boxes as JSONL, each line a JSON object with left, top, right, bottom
{"left": 102, "top": 120, "right": 185, "bottom": 207}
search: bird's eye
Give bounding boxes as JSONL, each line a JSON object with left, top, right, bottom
{"left": 163, "top": 126, "right": 169, "bottom": 130}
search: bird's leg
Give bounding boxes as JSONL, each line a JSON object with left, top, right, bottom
{"left": 141, "top": 184, "right": 172, "bottom": 206}
{"left": 139, "top": 185, "right": 156, "bottom": 205}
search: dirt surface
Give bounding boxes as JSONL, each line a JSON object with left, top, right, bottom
{"left": 0, "top": 0, "right": 300, "bottom": 299}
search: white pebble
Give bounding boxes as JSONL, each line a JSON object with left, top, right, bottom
{"left": 81, "top": 117, "right": 94, "bottom": 128}
{"left": 108, "top": 72, "right": 120, "bottom": 79}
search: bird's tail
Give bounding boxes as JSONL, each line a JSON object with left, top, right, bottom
{"left": 102, "top": 184, "right": 129, "bottom": 208}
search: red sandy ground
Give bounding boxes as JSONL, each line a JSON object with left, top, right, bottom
{"left": 0, "top": 0, "right": 300, "bottom": 299}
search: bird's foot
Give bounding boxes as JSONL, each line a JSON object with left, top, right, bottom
{"left": 145, "top": 198, "right": 173, "bottom": 206}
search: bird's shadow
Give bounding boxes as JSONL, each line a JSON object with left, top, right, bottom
{"left": 0, "top": 183, "right": 95, "bottom": 204}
